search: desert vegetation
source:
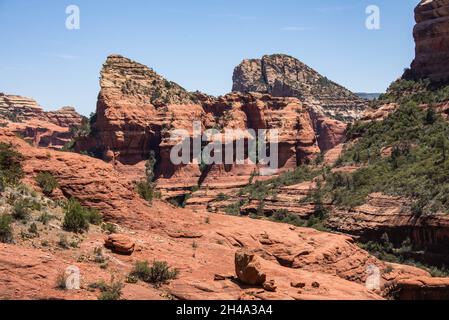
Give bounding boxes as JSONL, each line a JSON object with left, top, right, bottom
{"left": 329, "top": 102, "right": 449, "bottom": 214}
{"left": 128, "top": 260, "right": 179, "bottom": 287}
{"left": 62, "top": 198, "right": 102, "bottom": 233}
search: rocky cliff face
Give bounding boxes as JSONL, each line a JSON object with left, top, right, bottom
{"left": 409, "top": 0, "right": 449, "bottom": 82}
{"left": 78, "top": 55, "right": 346, "bottom": 198}
{"left": 232, "top": 54, "right": 368, "bottom": 122}
{"left": 0, "top": 93, "right": 82, "bottom": 127}
{"left": 0, "top": 93, "right": 44, "bottom": 122}
{"left": 0, "top": 93, "right": 83, "bottom": 149}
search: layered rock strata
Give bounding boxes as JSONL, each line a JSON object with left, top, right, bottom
{"left": 409, "top": 0, "right": 449, "bottom": 82}
{"left": 232, "top": 54, "right": 368, "bottom": 122}
{"left": 0, "top": 93, "right": 83, "bottom": 149}
{"left": 78, "top": 55, "right": 341, "bottom": 199}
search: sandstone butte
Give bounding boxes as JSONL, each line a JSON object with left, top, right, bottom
{"left": 408, "top": 0, "right": 449, "bottom": 82}
{"left": 0, "top": 128, "right": 446, "bottom": 300}
{"left": 232, "top": 54, "right": 368, "bottom": 122}
{"left": 3, "top": 0, "right": 449, "bottom": 301}
{"left": 74, "top": 54, "right": 348, "bottom": 201}
{"left": 0, "top": 93, "right": 83, "bottom": 150}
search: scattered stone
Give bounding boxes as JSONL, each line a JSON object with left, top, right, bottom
{"left": 312, "top": 281, "right": 320, "bottom": 289}
{"left": 263, "top": 280, "right": 277, "bottom": 292}
{"left": 291, "top": 282, "right": 306, "bottom": 288}
{"left": 235, "top": 249, "right": 266, "bottom": 286}
{"left": 214, "top": 274, "right": 234, "bottom": 281}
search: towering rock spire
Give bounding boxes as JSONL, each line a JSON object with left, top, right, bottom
{"left": 408, "top": 0, "right": 449, "bottom": 82}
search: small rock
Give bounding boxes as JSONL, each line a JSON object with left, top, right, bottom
{"left": 312, "top": 281, "right": 320, "bottom": 289}
{"left": 263, "top": 280, "right": 277, "bottom": 292}
{"left": 214, "top": 274, "right": 234, "bottom": 281}
{"left": 291, "top": 282, "right": 306, "bottom": 288}
{"left": 104, "top": 234, "right": 135, "bottom": 255}
{"left": 214, "top": 274, "right": 226, "bottom": 281}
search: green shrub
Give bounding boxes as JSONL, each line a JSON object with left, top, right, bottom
{"left": 378, "top": 78, "right": 449, "bottom": 106}
{"left": 37, "top": 212, "right": 54, "bottom": 225}
{"left": 55, "top": 270, "right": 68, "bottom": 290}
{"left": 28, "top": 222, "right": 39, "bottom": 236}
{"left": 224, "top": 200, "right": 246, "bottom": 216}
{"left": 58, "top": 234, "right": 70, "bottom": 249}
{"left": 84, "top": 208, "right": 103, "bottom": 225}
{"left": 94, "top": 277, "right": 124, "bottom": 300}
{"left": 12, "top": 198, "right": 32, "bottom": 220}
{"left": 0, "top": 143, "right": 24, "bottom": 185}
{"left": 62, "top": 199, "right": 90, "bottom": 233}
{"left": 35, "top": 172, "right": 59, "bottom": 195}
{"left": 136, "top": 180, "right": 157, "bottom": 203}
{"left": 101, "top": 222, "right": 117, "bottom": 234}
{"left": 271, "top": 209, "right": 306, "bottom": 227}
{"left": 238, "top": 166, "right": 324, "bottom": 203}
{"left": 359, "top": 237, "right": 449, "bottom": 277}
{"left": 62, "top": 198, "right": 102, "bottom": 232}
{"left": 0, "top": 215, "right": 13, "bottom": 243}
{"left": 129, "top": 260, "right": 179, "bottom": 287}
{"left": 215, "top": 193, "right": 230, "bottom": 201}
{"left": 88, "top": 280, "right": 108, "bottom": 292}
{"left": 135, "top": 152, "right": 160, "bottom": 203}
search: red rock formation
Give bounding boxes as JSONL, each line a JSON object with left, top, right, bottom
{"left": 327, "top": 193, "right": 449, "bottom": 264}
{"left": 0, "top": 93, "right": 83, "bottom": 150}
{"left": 7, "top": 119, "right": 73, "bottom": 150}
{"left": 308, "top": 109, "right": 347, "bottom": 152}
{"left": 232, "top": 54, "right": 368, "bottom": 122}
{"left": 409, "top": 0, "right": 449, "bottom": 82}
{"left": 0, "top": 129, "right": 156, "bottom": 226}
{"left": 2, "top": 129, "right": 440, "bottom": 300}
{"left": 235, "top": 249, "right": 267, "bottom": 285}
{"left": 394, "top": 277, "right": 449, "bottom": 300}
{"left": 104, "top": 234, "right": 135, "bottom": 255}
{"left": 0, "top": 93, "right": 82, "bottom": 127}
{"left": 78, "top": 55, "right": 323, "bottom": 198}
{"left": 361, "top": 102, "right": 449, "bottom": 123}
{"left": 0, "top": 93, "right": 45, "bottom": 122}
{"left": 45, "top": 106, "right": 84, "bottom": 128}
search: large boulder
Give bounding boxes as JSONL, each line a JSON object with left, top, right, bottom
{"left": 234, "top": 249, "right": 267, "bottom": 286}
{"left": 104, "top": 234, "right": 135, "bottom": 255}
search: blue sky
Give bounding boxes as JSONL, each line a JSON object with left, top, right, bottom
{"left": 0, "top": 0, "right": 419, "bottom": 115}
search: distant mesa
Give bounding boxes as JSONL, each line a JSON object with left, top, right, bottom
{"left": 0, "top": 92, "right": 83, "bottom": 149}
{"left": 356, "top": 93, "right": 382, "bottom": 101}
